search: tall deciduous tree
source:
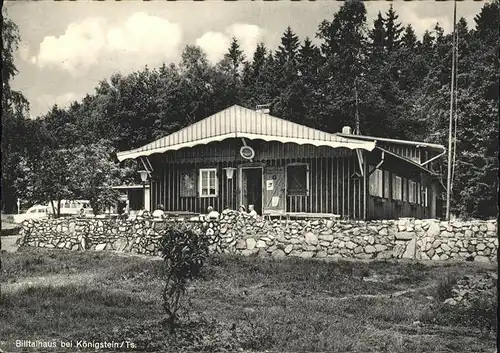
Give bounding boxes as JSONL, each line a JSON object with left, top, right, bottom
{"left": 71, "top": 142, "right": 131, "bottom": 215}
{"left": 2, "top": 15, "right": 31, "bottom": 212}
{"left": 19, "top": 148, "right": 77, "bottom": 217}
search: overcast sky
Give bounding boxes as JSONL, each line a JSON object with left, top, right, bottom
{"left": 5, "top": 0, "right": 486, "bottom": 118}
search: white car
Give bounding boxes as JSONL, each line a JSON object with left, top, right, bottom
{"left": 13, "top": 205, "right": 49, "bottom": 223}
{"left": 47, "top": 200, "right": 93, "bottom": 217}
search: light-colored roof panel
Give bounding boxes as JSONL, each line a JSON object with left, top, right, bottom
{"left": 117, "top": 105, "right": 375, "bottom": 161}
{"left": 337, "top": 133, "right": 446, "bottom": 151}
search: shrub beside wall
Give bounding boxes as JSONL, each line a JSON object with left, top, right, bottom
{"left": 19, "top": 212, "right": 497, "bottom": 262}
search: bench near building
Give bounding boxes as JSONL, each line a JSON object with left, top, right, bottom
{"left": 117, "top": 105, "right": 445, "bottom": 220}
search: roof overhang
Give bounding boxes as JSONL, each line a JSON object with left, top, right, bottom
{"left": 337, "top": 133, "right": 446, "bottom": 152}
{"left": 117, "top": 133, "right": 376, "bottom": 162}
{"left": 376, "top": 146, "right": 439, "bottom": 176}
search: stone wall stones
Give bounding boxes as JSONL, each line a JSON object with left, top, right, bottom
{"left": 18, "top": 217, "right": 214, "bottom": 256}
{"left": 19, "top": 212, "right": 497, "bottom": 262}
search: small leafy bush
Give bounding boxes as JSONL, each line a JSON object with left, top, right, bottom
{"left": 434, "top": 273, "right": 457, "bottom": 302}
{"left": 420, "top": 293, "right": 497, "bottom": 333}
{"left": 421, "top": 275, "right": 497, "bottom": 333}
{"left": 159, "top": 223, "right": 219, "bottom": 331}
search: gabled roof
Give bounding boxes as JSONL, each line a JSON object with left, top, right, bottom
{"left": 117, "top": 105, "right": 376, "bottom": 161}
{"left": 337, "top": 133, "right": 446, "bottom": 152}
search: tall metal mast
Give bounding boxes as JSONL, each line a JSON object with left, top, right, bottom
{"left": 446, "top": 0, "right": 457, "bottom": 220}
{"left": 354, "top": 78, "right": 360, "bottom": 135}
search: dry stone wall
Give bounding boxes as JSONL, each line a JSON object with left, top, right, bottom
{"left": 18, "top": 218, "right": 215, "bottom": 256}
{"left": 218, "top": 211, "right": 497, "bottom": 262}
{"left": 18, "top": 212, "right": 497, "bottom": 262}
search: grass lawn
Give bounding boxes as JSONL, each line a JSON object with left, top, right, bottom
{"left": 1, "top": 247, "right": 497, "bottom": 352}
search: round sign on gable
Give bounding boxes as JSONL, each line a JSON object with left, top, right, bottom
{"left": 240, "top": 146, "right": 255, "bottom": 160}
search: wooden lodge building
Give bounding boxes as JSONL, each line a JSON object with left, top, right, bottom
{"left": 117, "top": 105, "right": 445, "bottom": 220}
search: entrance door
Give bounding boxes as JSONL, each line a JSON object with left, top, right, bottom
{"left": 263, "top": 166, "right": 286, "bottom": 214}
{"left": 241, "top": 168, "right": 263, "bottom": 215}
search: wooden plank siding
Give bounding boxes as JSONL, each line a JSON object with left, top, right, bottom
{"left": 367, "top": 196, "right": 429, "bottom": 220}
{"left": 150, "top": 157, "right": 364, "bottom": 218}
{"left": 147, "top": 139, "right": 438, "bottom": 219}
{"left": 365, "top": 150, "right": 433, "bottom": 220}
{"left": 148, "top": 140, "right": 365, "bottom": 218}
{"left": 378, "top": 142, "right": 421, "bottom": 164}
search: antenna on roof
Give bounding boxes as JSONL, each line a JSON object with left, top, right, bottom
{"left": 354, "top": 77, "right": 361, "bottom": 135}
{"left": 256, "top": 103, "right": 271, "bottom": 114}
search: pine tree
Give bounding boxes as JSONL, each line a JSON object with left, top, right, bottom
{"left": 296, "top": 37, "right": 323, "bottom": 127}
{"left": 241, "top": 43, "right": 268, "bottom": 108}
{"left": 298, "top": 37, "right": 322, "bottom": 76}
{"left": 401, "top": 25, "right": 418, "bottom": 50}
{"left": 251, "top": 43, "right": 267, "bottom": 84}
{"left": 420, "top": 30, "right": 435, "bottom": 54}
{"left": 276, "top": 26, "right": 300, "bottom": 65}
{"left": 474, "top": 0, "right": 499, "bottom": 42}
{"left": 273, "top": 27, "right": 303, "bottom": 122}
{"left": 384, "top": 4, "right": 403, "bottom": 51}
{"left": 315, "top": 0, "right": 369, "bottom": 132}
{"left": 241, "top": 61, "right": 253, "bottom": 89}
{"left": 369, "top": 12, "right": 386, "bottom": 55}
{"left": 224, "top": 37, "right": 245, "bottom": 79}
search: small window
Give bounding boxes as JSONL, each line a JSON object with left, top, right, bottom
{"left": 409, "top": 181, "right": 416, "bottom": 203}
{"left": 369, "top": 168, "right": 383, "bottom": 197}
{"left": 401, "top": 178, "right": 408, "bottom": 201}
{"left": 287, "top": 164, "right": 309, "bottom": 196}
{"left": 384, "top": 171, "right": 391, "bottom": 199}
{"left": 199, "top": 168, "right": 218, "bottom": 197}
{"left": 422, "top": 187, "right": 428, "bottom": 207}
{"left": 180, "top": 170, "right": 198, "bottom": 197}
{"left": 393, "top": 175, "right": 402, "bottom": 200}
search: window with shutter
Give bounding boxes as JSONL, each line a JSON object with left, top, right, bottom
{"left": 369, "top": 168, "right": 383, "bottom": 197}
{"left": 384, "top": 171, "right": 391, "bottom": 199}
{"left": 409, "top": 181, "right": 416, "bottom": 203}
{"left": 393, "top": 175, "right": 402, "bottom": 200}
{"left": 287, "top": 164, "right": 309, "bottom": 196}
{"left": 180, "top": 170, "right": 197, "bottom": 197}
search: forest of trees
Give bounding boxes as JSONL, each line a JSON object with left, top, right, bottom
{"left": 2, "top": 1, "right": 498, "bottom": 218}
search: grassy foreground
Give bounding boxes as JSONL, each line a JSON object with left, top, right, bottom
{"left": 0, "top": 247, "right": 497, "bottom": 352}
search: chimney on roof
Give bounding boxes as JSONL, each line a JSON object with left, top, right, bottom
{"left": 342, "top": 126, "right": 352, "bottom": 135}
{"left": 256, "top": 103, "right": 271, "bottom": 114}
